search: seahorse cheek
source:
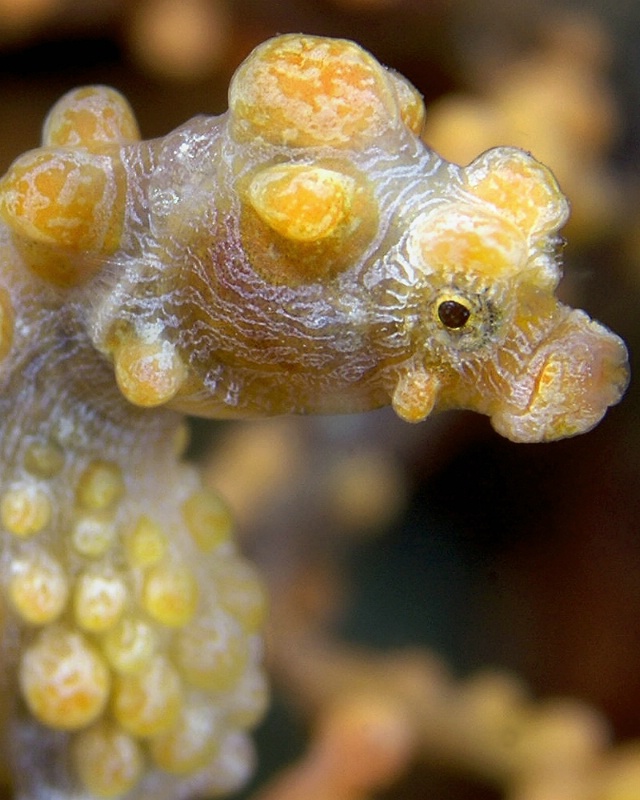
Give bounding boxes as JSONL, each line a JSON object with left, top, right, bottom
{"left": 490, "top": 310, "right": 629, "bottom": 443}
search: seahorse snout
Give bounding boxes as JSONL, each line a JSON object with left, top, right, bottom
{"left": 491, "top": 309, "right": 629, "bottom": 443}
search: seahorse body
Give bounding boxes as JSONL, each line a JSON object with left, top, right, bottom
{"left": 0, "top": 32, "right": 629, "bottom": 800}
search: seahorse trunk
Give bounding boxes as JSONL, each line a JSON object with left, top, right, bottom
{"left": 0, "top": 224, "right": 267, "bottom": 800}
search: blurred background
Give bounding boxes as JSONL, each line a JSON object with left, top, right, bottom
{"left": 1, "top": 1, "right": 640, "bottom": 798}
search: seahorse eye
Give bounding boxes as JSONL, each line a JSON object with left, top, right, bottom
{"left": 437, "top": 299, "right": 471, "bottom": 329}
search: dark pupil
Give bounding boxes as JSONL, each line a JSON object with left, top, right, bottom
{"left": 438, "top": 300, "right": 471, "bottom": 329}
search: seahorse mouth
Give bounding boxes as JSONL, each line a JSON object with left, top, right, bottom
{"left": 490, "top": 308, "right": 629, "bottom": 443}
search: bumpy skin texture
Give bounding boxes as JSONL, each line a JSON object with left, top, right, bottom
{"left": 0, "top": 32, "right": 629, "bottom": 800}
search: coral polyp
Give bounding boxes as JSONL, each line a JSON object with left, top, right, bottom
{"left": 0, "top": 31, "right": 629, "bottom": 799}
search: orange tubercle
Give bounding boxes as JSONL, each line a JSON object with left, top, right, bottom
{"left": 229, "top": 34, "right": 400, "bottom": 147}
{"left": 0, "top": 148, "right": 125, "bottom": 255}
{"left": 114, "top": 338, "right": 187, "bottom": 408}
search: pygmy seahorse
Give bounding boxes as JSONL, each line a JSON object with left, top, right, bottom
{"left": 0, "top": 32, "right": 629, "bottom": 800}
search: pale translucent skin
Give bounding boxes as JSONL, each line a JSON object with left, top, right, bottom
{"left": 0, "top": 31, "right": 629, "bottom": 800}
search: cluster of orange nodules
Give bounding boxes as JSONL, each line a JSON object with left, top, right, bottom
{"left": 1, "top": 440, "right": 267, "bottom": 797}
{"left": 231, "top": 35, "right": 426, "bottom": 286}
{"left": 0, "top": 87, "right": 138, "bottom": 284}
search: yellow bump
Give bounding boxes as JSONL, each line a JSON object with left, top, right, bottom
{"left": 102, "top": 616, "right": 157, "bottom": 675}
{"left": 229, "top": 34, "right": 399, "bottom": 147}
{"left": 114, "top": 338, "right": 186, "bottom": 408}
{"left": 175, "top": 609, "right": 248, "bottom": 692}
{"left": 19, "top": 626, "right": 110, "bottom": 730}
{"left": 465, "top": 147, "right": 570, "bottom": 239}
{"left": 389, "top": 71, "right": 426, "bottom": 136}
{"left": 74, "top": 569, "right": 128, "bottom": 633}
{"left": 247, "top": 165, "right": 355, "bottom": 243}
{"left": 1, "top": 483, "right": 51, "bottom": 537}
{"left": 112, "top": 654, "right": 183, "bottom": 737}
{"left": 24, "top": 440, "right": 64, "bottom": 478}
{"left": 72, "top": 514, "right": 117, "bottom": 558}
{"left": 72, "top": 722, "right": 144, "bottom": 798}
{"left": 125, "top": 516, "right": 167, "bottom": 568}
{"left": 8, "top": 550, "right": 69, "bottom": 625}
{"left": 76, "top": 460, "right": 124, "bottom": 511}
{"left": 408, "top": 205, "right": 526, "bottom": 280}
{"left": 142, "top": 563, "right": 198, "bottom": 627}
{"left": 182, "top": 489, "right": 233, "bottom": 553}
{"left": 43, "top": 86, "right": 140, "bottom": 148}
{"left": 149, "top": 702, "right": 222, "bottom": 775}
{"left": 215, "top": 558, "right": 267, "bottom": 633}
{"left": 391, "top": 368, "right": 440, "bottom": 424}
{"left": 0, "top": 147, "right": 125, "bottom": 253}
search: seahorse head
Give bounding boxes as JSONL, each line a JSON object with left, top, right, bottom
{"left": 0, "top": 35, "right": 627, "bottom": 443}
{"left": 392, "top": 147, "right": 629, "bottom": 442}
